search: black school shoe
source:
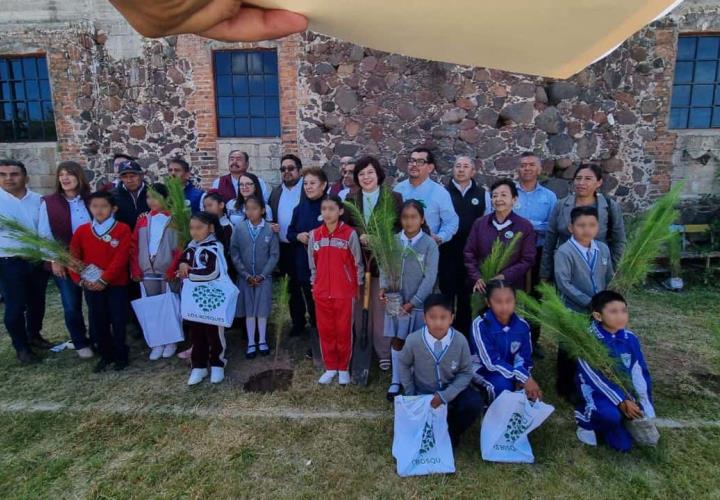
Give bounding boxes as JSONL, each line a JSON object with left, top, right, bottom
{"left": 386, "top": 383, "right": 403, "bottom": 402}
{"left": 17, "top": 349, "right": 40, "bottom": 365}
{"left": 29, "top": 335, "right": 53, "bottom": 350}
{"left": 93, "top": 359, "right": 112, "bottom": 373}
{"left": 114, "top": 359, "right": 129, "bottom": 371}
{"left": 258, "top": 343, "right": 270, "bottom": 356}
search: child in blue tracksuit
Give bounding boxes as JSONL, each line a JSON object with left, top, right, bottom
{"left": 469, "top": 279, "right": 542, "bottom": 402}
{"left": 575, "top": 290, "right": 655, "bottom": 452}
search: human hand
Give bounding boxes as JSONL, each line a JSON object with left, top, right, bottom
{"left": 401, "top": 303, "right": 413, "bottom": 315}
{"left": 109, "top": 0, "right": 308, "bottom": 41}
{"left": 619, "top": 400, "right": 643, "bottom": 420}
{"left": 51, "top": 262, "right": 67, "bottom": 279}
{"left": 177, "top": 263, "right": 190, "bottom": 279}
{"left": 473, "top": 278, "right": 486, "bottom": 294}
{"left": 523, "top": 377, "right": 542, "bottom": 401}
{"left": 297, "top": 232, "right": 310, "bottom": 245}
{"left": 432, "top": 235, "right": 443, "bottom": 245}
{"left": 132, "top": 275, "right": 142, "bottom": 282}
{"left": 359, "top": 234, "right": 369, "bottom": 246}
{"left": 270, "top": 223, "right": 280, "bottom": 233}
{"left": 492, "top": 274, "right": 505, "bottom": 281}
{"left": 379, "top": 288, "right": 386, "bottom": 302}
{"left": 430, "top": 393, "right": 443, "bottom": 409}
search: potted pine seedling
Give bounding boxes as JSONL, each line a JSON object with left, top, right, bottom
{"left": 662, "top": 231, "right": 683, "bottom": 292}
{"left": 470, "top": 232, "right": 523, "bottom": 314}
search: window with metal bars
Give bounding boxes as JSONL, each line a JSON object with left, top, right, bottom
{"left": 669, "top": 35, "right": 720, "bottom": 129}
{"left": 213, "top": 50, "right": 281, "bottom": 138}
{"left": 0, "top": 55, "right": 56, "bottom": 142}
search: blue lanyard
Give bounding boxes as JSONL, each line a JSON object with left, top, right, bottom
{"left": 422, "top": 328, "right": 454, "bottom": 390}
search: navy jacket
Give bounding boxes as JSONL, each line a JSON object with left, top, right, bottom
{"left": 286, "top": 196, "right": 324, "bottom": 283}
{"left": 184, "top": 182, "right": 204, "bottom": 214}
{"left": 111, "top": 183, "right": 149, "bottom": 230}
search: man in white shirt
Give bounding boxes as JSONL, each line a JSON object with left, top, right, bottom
{"left": 0, "top": 159, "right": 51, "bottom": 364}
{"left": 268, "top": 153, "right": 307, "bottom": 336}
{"left": 211, "top": 150, "right": 270, "bottom": 203}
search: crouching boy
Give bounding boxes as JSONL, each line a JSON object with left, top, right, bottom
{"left": 397, "top": 294, "right": 484, "bottom": 447}
{"left": 575, "top": 290, "right": 655, "bottom": 452}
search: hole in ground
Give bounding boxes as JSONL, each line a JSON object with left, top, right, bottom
{"left": 243, "top": 369, "right": 294, "bottom": 393}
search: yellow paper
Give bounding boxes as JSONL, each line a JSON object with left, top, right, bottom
{"left": 254, "top": 0, "right": 682, "bottom": 78}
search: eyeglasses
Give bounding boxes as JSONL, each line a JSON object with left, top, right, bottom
{"left": 279, "top": 166, "right": 297, "bottom": 172}
{"left": 238, "top": 182, "right": 254, "bottom": 188}
{"left": 407, "top": 158, "right": 429, "bottom": 166}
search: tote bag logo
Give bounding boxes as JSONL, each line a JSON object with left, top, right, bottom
{"left": 191, "top": 284, "right": 226, "bottom": 312}
{"left": 495, "top": 411, "right": 532, "bottom": 451}
{"left": 419, "top": 420, "right": 436, "bottom": 455}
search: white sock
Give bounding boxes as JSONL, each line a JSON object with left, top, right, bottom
{"left": 391, "top": 348, "right": 401, "bottom": 385}
{"left": 245, "top": 317, "right": 256, "bottom": 347}
{"left": 258, "top": 317, "right": 268, "bottom": 345}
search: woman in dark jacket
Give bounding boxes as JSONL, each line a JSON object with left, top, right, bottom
{"left": 286, "top": 166, "right": 329, "bottom": 330}
{"left": 344, "top": 156, "right": 403, "bottom": 370}
{"left": 540, "top": 163, "right": 626, "bottom": 280}
{"left": 37, "top": 161, "right": 93, "bottom": 358}
{"left": 464, "top": 178, "right": 537, "bottom": 294}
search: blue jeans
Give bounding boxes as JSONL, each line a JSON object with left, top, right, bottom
{"left": 0, "top": 257, "right": 49, "bottom": 353}
{"left": 84, "top": 285, "right": 128, "bottom": 364}
{"left": 53, "top": 275, "right": 89, "bottom": 350}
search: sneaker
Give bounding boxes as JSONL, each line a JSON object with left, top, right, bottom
{"left": 17, "top": 349, "right": 40, "bottom": 365}
{"left": 93, "top": 359, "right": 112, "bottom": 373}
{"left": 177, "top": 347, "right": 192, "bottom": 359}
{"left": 210, "top": 366, "right": 225, "bottom": 384}
{"left": 258, "top": 343, "right": 270, "bottom": 356}
{"left": 188, "top": 368, "right": 208, "bottom": 385}
{"left": 162, "top": 343, "right": 177, "bottom": 358}
{"left": 338, "top": 371, "right": 350, "bottom": 385}
{"left": 149, "top": 346, "right": 164, "bottom": 361}
{"left": 318, "top": 370, "right": 338, "bottom": 385}
{"left": 246, "top": 345, "right": 257, "bottom": 359}
{"left": 378, "top": 359, "right": 391, "bottom": 371}
{"left": 76, "top": 347, "right": 94, "bottom": 359}
{"left": 386, "top": 383, "right": 403, "bottom": 402}
{"left": 576, "top": 427, "right": 598, "bottom": 446}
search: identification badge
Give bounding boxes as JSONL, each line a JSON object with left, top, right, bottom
{"left": 184, "top": 199, "right": 191, "bottom": 207}
{"left": 471, "top": 197, "right": 479, "bottom": 205}
{"left": 110, "top": 239, "right": 119, "bottom": 248}
{"left": 504, "top": 230, "right": 514, "bottom": 239}
{"left": 102, "top": 234, "right": 112, "bottom": 242}
{"left": 317, "top": 215, "right": 323, "bottom": 222}
{"left": 313, "top": 242, "right": 320, "bottom": 251}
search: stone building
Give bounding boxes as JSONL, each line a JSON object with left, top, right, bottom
{"left": 0, "top": 0, "right": 719, "bottom": 211}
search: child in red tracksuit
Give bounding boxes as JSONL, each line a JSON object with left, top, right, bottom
{"left": 308, "top": 195, "right": 364, "bottom": 386}
{"left": 70, "top": 191, "right": 132, "bottom": 373}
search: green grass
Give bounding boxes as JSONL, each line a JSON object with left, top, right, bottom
{"left": 0, "top": 283, "right": 719, "bottom": 498}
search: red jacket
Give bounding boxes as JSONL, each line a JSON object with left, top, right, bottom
{"left": 308, "top": 222, "right": 364, "bottom": 300}
{"left": 69, "top": 220, "right": 132, "bottom": 286}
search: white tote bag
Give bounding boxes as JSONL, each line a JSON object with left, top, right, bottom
{"left": 392, "top": 395, "right": 456, "bottom": 477}
{"left": 180, "top": 245, "right": 239, "bottom": 327}
{"left": 131, "top": 282, "right": 184, "bottom": 348}
{"left": 480, "top": 390, "right": 555, "bottom": 463}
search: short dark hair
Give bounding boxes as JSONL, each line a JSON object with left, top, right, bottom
{"left": 302, "top": 166, "right": 328, "bottom": 184}
{"left": 229, "top": 150, "right": 249, "bottom": 162}
{"left": 321, "top": 194, "right": 345, "bottom": 210}
{"left": 191, "top": 211, "right": 221, "bottom": 235}
{"left": 520, "top": 151, "right": 540, "bottom": 159}
{"left": 150, "top": 182, "right": 169, "bottom": 199}
{"left": 574, "top": 163, "right": 603, "bottom": 181}
{"left": 203, "top": 190, "right": 225, "bottom": 206}
{"left": 570, "top": 206, "right": 599, "bottom": 224}
{"left": 0, "top": 159, "right": 27, "bottom": 176}
{"left": 113, "top": 153, "right": 134, "bottom": 162}
{"left": 169, "top": 157, "right": 190, "bottom": 172}
{"left": 400, "top": 199, "right": 431, "bottom": 235}
{"left": 410, "top": 147, "right": 435, "bottom": 165}
{"left": 88, "top": 190, "right": 117, "bottom": 207}
{"left": 281, "top": 153, "right": 302, "bottom": 170}
{"left": 591, "top": 290, "right": 627, "bottom": 313}
{"left": 353, "top": 155, "right": 386, "bottom": 186}
{"left": 485, "top": 279, "right": 515, "bottom": 300}
{"left": 423, "top": 293, "right": 453, "bottom": 313}
{"left": 490, "top": 178, "right": 519, "bottom": 198}
{"left": 243, "top": 194, "right": 266, "bottom": 213}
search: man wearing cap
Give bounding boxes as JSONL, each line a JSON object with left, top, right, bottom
{"left": 167, "top": 157, "right": 204, "bottom": 214}
{"left": 329, "top": 156, "right": 356, "bottom": 200}
{"left": 212, "top": 150, "right": 270, "bottom": 203}
{"left": 111, "top": 160, "right": 149, "bottom": 230}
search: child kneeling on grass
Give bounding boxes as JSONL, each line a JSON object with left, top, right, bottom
{"left": 309, "top": 195, "right": 364, "bottom": 386}
{"left": 575, "top": 290, "right": 655, "bottom": 452}
{"left": 175, "top": 212, "right": 229, "bottom": 386}
{"left": 397, "top": 294, "right": 484, "bottom": 447}
{"left": 469, "top": 279, "right": 542, "bottom": 402}
{"left": 70, "top": 191, "right": 132, "bottom": 373}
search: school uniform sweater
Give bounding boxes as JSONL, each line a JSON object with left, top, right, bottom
{"left": 469, "top": 310, "right": 533, "bottom": 384}
{"left": 230, "top": 220, "right": 280, "bottom": 280}
{"left": 308, "top": 221, "right": 364, "bottom": 300}
{"left": 575, "top": 321, "right": 655, "bottom": 419}
{"left": 379, "top": 232, "right": 439, "bottom": 308}
{"left": 554, "top": 238, "right": 614, "bottom": 312}
{"left": 178, "top": 236, "right": 223, "bottom": 282}
{"left": 397, "top": 327, "right": 474, "bottom": 403}
{"left": 286, "top": 196, "right": 324, "bottom": 283}
{"left": 69, "top": 219, "right": 132, "bottom": 286}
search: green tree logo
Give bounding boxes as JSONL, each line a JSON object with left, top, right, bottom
{"left": 503, "top": 412, "right": 531, "bottom": 444}
{"left": 191, "top": 284, "right": 226, "bottom": 313}
{"left": 419, "top": 420, "right": 436, "bottom": 455}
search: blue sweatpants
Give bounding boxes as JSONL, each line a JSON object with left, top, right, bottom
{"left": 475, "top": 372, "right": 515, "bottom": 402}
{"left": 576, "top": 394, "right": 633, "bottom": 452}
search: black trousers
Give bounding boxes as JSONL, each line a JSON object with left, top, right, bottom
{"left": 279, "top": 242, "right": 315, "bottom": 331}
{"left": 528, "top": 246, "right": 544, "bottom": 346}
{"left": 438, "top": 246, "right": 473, "bottom": 337}
{"left": 0, "top": 257, "right": 49, "bottom": 353}
{"left": 85, "top": 286, "right": 128, "bottom": 364}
